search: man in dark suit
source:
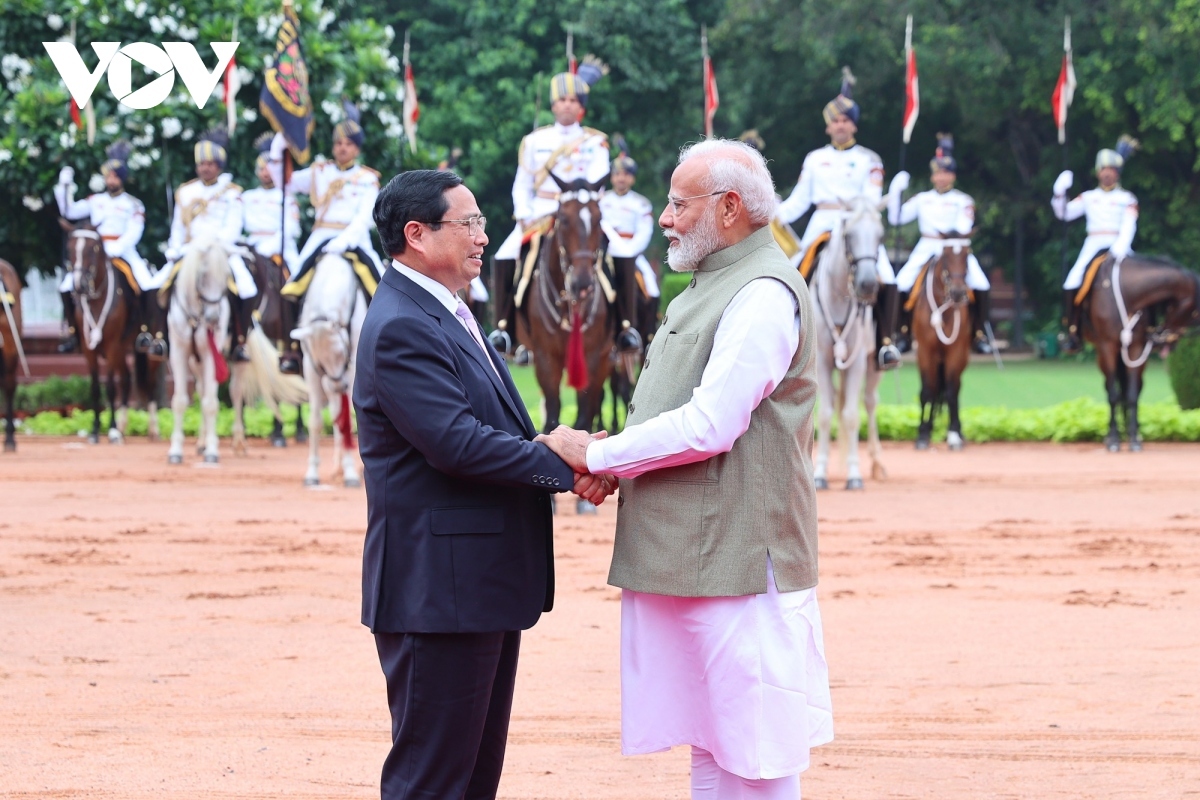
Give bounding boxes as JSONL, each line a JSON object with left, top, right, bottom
{"left": 355, "top": 169, "right": 612, "bottom": 799}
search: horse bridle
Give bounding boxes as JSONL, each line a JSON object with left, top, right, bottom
{"left": 537, "top": 201, "right": 604, "bottom": 334}
{"left": 300, "top": 314, "right": 353, "bottom": 384}
{"left": 935, "top": 238, "right": 972, "bottom": 303}
{"left": 67, "top": 228, "right": 107, "bottom": 300}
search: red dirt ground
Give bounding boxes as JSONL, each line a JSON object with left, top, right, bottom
{"left": 1, "top": 437, "right": 1198, "bottom": 799}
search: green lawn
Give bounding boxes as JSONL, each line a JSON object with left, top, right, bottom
{"left": 508, "top": 356, "right": 1178, "bottom": 431}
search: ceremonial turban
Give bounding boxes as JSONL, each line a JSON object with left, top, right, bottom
{"left": 333, "top": 97, "right": 365, "bottom": 147}
{"left": 550, "top": 56, "right": 606, "bottom": 108}
{"left": 194, "top": 129, "right": 228, "bottom": 167}
{"left": 822, "top": 66, "right": 859, "bottom": 125}
{"left": 929, "top": 133, "right": 957, "bottom": 173}
{"left": 100, "top": 140, "right": 131, "bottom": 183}
{"left": 1095, "top": 134, "right": 1139, "bottom": 172}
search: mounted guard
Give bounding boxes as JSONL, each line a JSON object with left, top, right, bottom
{"left": 887, "top": 134, "right": 993, "bottom": 354}
{"left": 54, "top": 141, "right": 155, "bottom": 355}
{"left": 489, "top": 58, "right": 611, "bottom": 355}
{"left": 243, "top": 132, "right": 301, "bottom": 277}
{"left": 1052, "top": 135, "right": 1140, "bottom": 354}
{"left": 157, "top": 129, "right": 258, "bottom": 362}
{"left": 776, "top": 67, "right": 901, "bottom": 370}
{"left": 599, "top": 137, "right": 658, "bottom": 351}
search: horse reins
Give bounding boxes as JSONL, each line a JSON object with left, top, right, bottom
{"left": 925, "top": 239, "right": 971, "bottom": 346}
{"left": 535, "top": 208, "right": 604, "bottom": 335}
{"left": 815, "top": 212, "right": 872, "bottom": 370}
{"left": 69, "top": 229, "right": 115, "bottom": 351}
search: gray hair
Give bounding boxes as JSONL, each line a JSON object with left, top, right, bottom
{"left": 677, "top": 138, "right": 776, "bottom": 225}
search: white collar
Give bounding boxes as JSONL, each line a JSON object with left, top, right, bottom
{"left": 392, "top": 260, "right": 459, "bottom": 315}
{"left": 554, "top": 121, "right": 582, "bottom": 136}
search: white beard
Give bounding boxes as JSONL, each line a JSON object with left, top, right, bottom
{"left": 665, "top": 210, "right": 723, "bottom": 273}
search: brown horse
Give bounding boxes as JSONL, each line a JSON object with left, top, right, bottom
{"left": 0, "top": 259, "right": 24, "bottom": 452}
{"left": 1081, "top": 254, "right": 1200, "bottom": 451}
{"left": 60, "top": 219, "right": 157, "bottom": 444}
{"left": 517, "top": 175, "right": 614, "bottom": 437}
{"left": 911, "top": 239, "right": 974, "bottom": 450}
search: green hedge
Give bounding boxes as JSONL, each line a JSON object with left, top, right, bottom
{"left": 18, "top": 404, "right": 337, "bottom": 438}
{"left": 1168, "top": 338, "right": 1200, "bottom": 410}
{"left": 14, "top": 375, "right": 92, "bottom": 413}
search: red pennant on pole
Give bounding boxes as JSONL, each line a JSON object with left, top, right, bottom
{"left": 702, "top": 26, "right": 719, "bottom": 138}
{"left": 902, "top": 15, "right": 919, "bottom": 144}
{"left": 1051, "top": 16, "right": 1076, "bottom": 145}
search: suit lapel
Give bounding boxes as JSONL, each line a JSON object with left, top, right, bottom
{"left": 386, "top": 269, "right": 532, "bottom": 433}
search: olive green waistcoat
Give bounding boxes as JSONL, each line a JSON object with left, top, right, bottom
{"left": 608, "top": 225, "right": 819, "bottom": 597}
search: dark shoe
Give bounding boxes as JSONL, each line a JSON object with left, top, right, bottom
{"left": 147, "top": 337, "right": 167, "bottom": 362}
{"left": 134, "top": 331, "right": 154, "bottom": 354}
{"left": 280, "top": 355, "right": 302, "bottom": 375}
{"left": 877, "top": 344, "right": 901, "bottom": 371}
{"left": 972, "top": 335, "right": 993, "bottom": 355}
{"left": 895, "top": 333, "right": 912, "bottom": 354}
{"left": 56, "top": 333, "right": 78, "bottom": 354}
{"left": 232, "top": 344, "right": 250, "bottom": 363}
{"left": 488, "top": 328, "right": 512, "bottom": 355}
{"left": 617, "top": 326, "right": 643, "bottom": 354}
{"left": 514, "top": 345, "right": 532, "bottom": 367}
{"left": 1058, "top": 331, "right": 1083, "bottom": 355}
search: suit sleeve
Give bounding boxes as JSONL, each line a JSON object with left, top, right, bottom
{"left": 372, "top": 313, "right": 575, "bottom": 491}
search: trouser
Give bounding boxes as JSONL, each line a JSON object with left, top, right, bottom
{"left": 285, "top": 245, "right": 380, "bottom": 304}
{"left": 491, "top": 257, "right": 518, "bottom": 337}
{"left": 972, "top": 289, "right": 992, "bottom": 344}
{"left": 1062, "top": 289, "right": 1083, "bottom": 343}
{"left": 875, "top": 284, "right": 900, "bottom": 353}
{"left": 60, "top": 291, "right": 76, "bottom": 338}
{"left": 229, "top": 293, "right": 254, "bottom": 352}
{"left": 375, "top": 630, "right": 521, "bottom": 800}
{"left": 609, "top": 256, "right": 642, "bottom": 350}
{"left": 690, "top": 747, "right": 800, "bottom": 800}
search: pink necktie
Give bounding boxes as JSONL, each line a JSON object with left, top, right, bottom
{"left": 454, "top": 299, "right": 502, "bottom": 380}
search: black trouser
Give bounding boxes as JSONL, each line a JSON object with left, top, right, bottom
{"left": 875, "top": 283, "right": 900, "bottom": 352}
{"left": 290, "top": 244, "right": 380, "bottom": 303}
{"left": 972, "top": 289, "right": 992, "bottom": 342}
{"left": 374, "top": 630, "right": 521, "bottom": 800}
{"left": 490, "top": 258, "right": 518, "bottom": 336}
{"left": 609, "top": 256, "right": 642, "bottom": 345}
{"left": 60, "top": 291, "right": 76, "bottom": 337}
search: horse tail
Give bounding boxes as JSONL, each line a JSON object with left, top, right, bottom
{"left": 241, "top": 325, "right": 308, "bottom": 410}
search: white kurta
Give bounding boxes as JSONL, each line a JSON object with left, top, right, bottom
{"left": 890, "top": 188, "right": 990, "bottom": 292}
{"left": 1053, "top": 186, "right": 1139, "bottom": 289}
{"left": 777, "top": 142, "right": 894, "bottom": 281}
{"left": 54, "top": 186, "right": 152, "bottom": 291}
{"left": 586, "top": 278, "right": 834, "bottom": 780}
{"left": 495, "top": 122, "right": 610, "bottom": 261}
{"left": 600, "top": 189, "right": 660, "bottom": 297}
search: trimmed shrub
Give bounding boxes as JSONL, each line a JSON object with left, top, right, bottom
{"left": 1168, "top": 337, "right": 1200, "bottom": 410}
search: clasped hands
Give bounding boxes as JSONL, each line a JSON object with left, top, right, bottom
{"left": 535, "top": 425, "right": 618, "bottom": 505}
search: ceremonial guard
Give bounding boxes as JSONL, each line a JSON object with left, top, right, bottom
{"left": 243, "top": 132, "right": 301, "bottom": 274}
{"left": 158, "top": 130, "right": 257, "bottom": 360}
{"left": 1052, "top": 135, "right": 1140, "bottom": 353}
{"left": 277, "top": 99, "right": 384, "bottom": 304}
{"left": 598, "top": 140, "right": 658, "bottom": 350}
{"left": 887, "top": 134, "right": 993, "bottom": 354}
{"left": 776, "top": 68, "right": 901, "bottom": 369}
{"left": 489, "top": 59, "right": 611, "bottom": 354}
{"left": 54, "top": 142, "right": 154, "bottom": 354}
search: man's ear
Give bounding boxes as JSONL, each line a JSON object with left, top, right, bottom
{"left": 403, "top": 220, "right": 425, "bottom": 254}
{"left": 721, "top": 191, "right": 744, "bottom": 229}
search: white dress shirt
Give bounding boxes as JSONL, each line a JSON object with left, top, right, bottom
{"left": 586, "top": 277, "right": 799, "bottom": 476}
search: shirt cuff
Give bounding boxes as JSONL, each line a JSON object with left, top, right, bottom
{"left": 584, "top": 440, "right": 608, "bottom": 475}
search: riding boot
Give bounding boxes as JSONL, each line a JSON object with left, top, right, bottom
{"left": 57, "top": 291, "right": 78, "bottom": 353}
{"left": 875, "top": 284, "right": 901, "bottom": 371}
{"left": 230, "top": 294, "right": 252, "bottom": 363}
{"left": 143, "top": 290, "right": 169, "bottom": 362}
{"left": 134, "top": 290, "right": 156, "bottom": 354}
{"left": 971, "top": 289, "right": 994, "bottom": 354}
{"left": 895, "top": 291, "right": 913, "bottom": 353}
{"left": 1059, "top": 288, "right": 1083, "bottom": 354}
{"left": 613, "top": 257, "right": 642, "bottom": 353}
{"left": 279, "top": 294, "right": 303, "bottom": 375}
{"left": 488, "top": 258, "right": 517, "bottom": 354}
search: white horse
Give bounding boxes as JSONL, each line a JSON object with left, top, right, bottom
{"left": 290, "top": 253, "right": 366, "bottom": 487}
{"left": 167, "top": 239, "right": 305, "bottom": 464}
{"left": 810, "top": 196, "right": 888, "bottom": 490}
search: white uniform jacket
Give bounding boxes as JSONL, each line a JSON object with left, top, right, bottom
{"left": 890, "top": 188, "right": 990, "bottom": 292}
{"left": 777, "top": 142, "right": 893, "bottom": 280}
{"left": 166, "top": 174, "right": 256, "bottom": 298}
{"left": 1053, "top": 186, "right": 1138, "bottom": 289}
{"left": 54, "top": 185, "right": 151, "bottom": 291}
{"left": 599, "top": 189, "right": 659, "bottom": 297}
{"left": 287, "top": 158, "right": 383, "bottom": 275}
{"left": 495, "top": 122, "right": 610, "bottom": 261}
{"left": 241, "top": 185, "right": 301, "bottom": 273}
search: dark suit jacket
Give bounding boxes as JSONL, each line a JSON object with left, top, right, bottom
{"left": 354, "top": 267, "right": 575, "bottom": 634}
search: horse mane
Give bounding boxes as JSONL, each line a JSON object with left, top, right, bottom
{"left": 176, "top": 238, "right": 229, "bottom": 296}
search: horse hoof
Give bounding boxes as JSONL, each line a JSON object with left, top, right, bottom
{"left": 576, "top": 499, "right": 597, "bottom": 515}
{"left": 168, "top": 454, "right": 183, "bottom": 465}
{"left": 948, "top": 440, "right": 964, "bottom": 452}
{"left": 108, "top": 430, "right": 123, "bottom": 445}
{"left": 915, "top": 439, "right": 930, "bottom": 451}
{"left": 3, "top": 441, "right": 15, "bottom": 453}
{"left": 304, "top": 477, "right": 320, "bottom": 487}
{"left": 1130, "top": 440, "right": 1143, "bottom": 453}
{"left": 344, "top": 477, "right": 362, "bottom": 488}
{"left": 1106, "top": 440, "right": 1120, "bottom": 453}
{"left": 294, "top": 431, "right": 309, "bottom": 445}
{"left": 814, "top": 477, "right": 829, "bottom": 491}
{"left": 203, "top": 454, "right": 219, "bottom": 464}
{"left": 845, "top": 478, "right": 864, "bottom": 491}
{"left": 87, "top": 434, "right": 99, "bottom": 445}
{"left": 270, "top": 434, "right": 287, "bottom": 448}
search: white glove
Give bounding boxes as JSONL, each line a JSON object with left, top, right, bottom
{"left": 323, "top": 236, "right": 348, "bottom": 255}
{"left": 1109, "top": 242, "right": 1129, "bottom": 261}
{"left": 165, "top": 247, "right": 183, "bottom": 263}
{"left": 58, "top": 166, "right": 75, "bottom": 185}
{"left": 1053, "top": 170, "right": 1074, "bottom": 196}
{"left": 889, "top": 170, "right": 911, "bottom": 195}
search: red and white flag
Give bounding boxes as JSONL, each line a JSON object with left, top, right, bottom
{"left": 1051, "top": 16, "right": 1076, "bottom": 145}
{"left": 223, "top": 21, "right": 240, "bottom": 133}
{"left": 902, "top": 15, "right": 919, "bottom": 144}
{"left": 403, "top": 31, "right": 420, "bottom": 153}
{"left": 567, "top": 31, "right": 577, "bottom": 74}
{"left": 702, "top": 27, "right": 719, "bottom": 138}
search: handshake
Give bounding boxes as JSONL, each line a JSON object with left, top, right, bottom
{"left": 535, "top": 425, "right": 618, "bottom": 505}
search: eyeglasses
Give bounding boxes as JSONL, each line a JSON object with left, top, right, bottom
{"left": 417, "top": 216, "right": 488, "bottom": 235}
{"left": 665, "top": 190, "right": 728, "bottom": 215}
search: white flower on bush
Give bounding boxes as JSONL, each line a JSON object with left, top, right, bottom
{"left": 149, "top": 16, "right": 165, "bottom": 36}
{"left": 386, "top": 122, "right": 402, "bottom": 139}
{"left": 378, "top": 108, "right": 399, "bottom": 126}
{"left": 0, "top": 149, "right": 11, "bottom": 163}
{"left": 26, "top": 145, "right": 41, "bottom": 158}
{"left": 181, "top": 128, "right": 193, "bottom": 141}
{"left": 47, "top": 13, "right": 64, "bottom": 30}
{"left": 89, "top": 174, "right": 105, "bottom": 193}
{"left": 117, "top": 103, "right": 132, "bottom": 115}
{"left": 241, "top": 108, "right": 257, "bottom": 122}
{"left": 386, "top": 55, "right": 400, "bottom": 73}
{"left": 149, "top": 148, "right": 160, "bottom": 160}
{"left": 132, "top": 133, "right": 153, "bottom": 147}
{"left": 101, "top": 121, "right": 119, "bottom": 135}
{"left": 237, "top": 66, "right": 253, "bottom": 85}
{"left": 59, "top": 130, "right": 76, "bottom": 149}
{"left": 23, "top": 195, "right": 45, "bottom": 212}
{"left": 384, "top": 25, "right": 395, "bottom": 42}
{"left": 161, "top": 117, "right": 182, "bottom": 138}
{"left": 134, "top": 2, "right": 148, "bottom": 19}
{"left": 321, "top": 99, "right": 343, "bottom": 122}
{"left": 129, "top": 152, "right": 152, "bottom": 170}
{"left": 318, "top": 10, "right": 335, "bottom": 32}
{"left": 98, "top": 13, "right": 109, "bottom": 25}
{"left": 394, "top": 85, "right": 405, "bottom": 103}
{"left": 177, "top": 25, "right": 198, "bottom": 41}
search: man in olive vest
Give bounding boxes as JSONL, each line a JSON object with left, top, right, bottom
{"left": 539, "top": 139, "right": 832, "bottom": 800}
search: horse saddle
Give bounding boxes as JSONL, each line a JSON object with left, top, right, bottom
{"left": 1074, "top": 250, "right": 1111, "bottom": 306}
{"left": 798, "top": 231, "right": 832, "bottom": 282}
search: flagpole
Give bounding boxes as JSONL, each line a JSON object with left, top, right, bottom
{"left": 893, "top": 15, "right": 914, "bottom": 264}
{"left": 1059, "top": 15, "right": 1072, "bottom": 286}
{"left": 402, "top": 29, "right": 411, "bottom": 164}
